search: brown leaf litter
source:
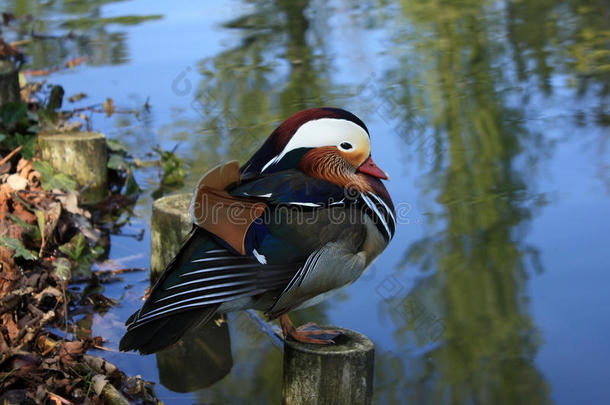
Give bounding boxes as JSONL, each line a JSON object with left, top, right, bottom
{"left": 0, "top": 149, "right": 160, "bottom": 404}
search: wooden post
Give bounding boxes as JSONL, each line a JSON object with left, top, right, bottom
{"left": 282, "top": 328, "right": 375, "bottom": 405}
{"left": 0, "top": 60, "right": 20, "bottom": 105}
{"left": 150, "top": 193, "right": 192, "bottom": 279}
{"left": 38, "top": 132, "right": 108, "bottom": 203}
{"left": 150, "top": 193, "right": 235, "bottom": 390}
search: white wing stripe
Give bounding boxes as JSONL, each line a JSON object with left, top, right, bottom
{"left": 180, "top": 263, "right": 260, "bottom": 278}
{"left": 133, "top": 290, "right": 260, "bottom": 326}
{"left": 299, "top": 249, "right": 323, "bottom": 287}
{"left": 148, "top": 287, "right": 258, "bottom": 315}
{"left": 261, "top": 155, "right": 281, "bottom": 172}
{"left": 368, "top": 192, "right": 396, "bottom": 227}
{"left": 191, "top": 256, "right": 244, "bottom": 263}
{"left": 168, "top": 271, "right": 257, "bottom": 290}
{"left": 203, "top": 249, "right": 229, "bottom": 254}
{"left": 361, "top": 193, "right": 391, "bottom": 238}
{"left": 156, "top": 280, "right": 255, "bottom": 302}
{"left": 286, "top": 202, "right": 322, "bottom": 207}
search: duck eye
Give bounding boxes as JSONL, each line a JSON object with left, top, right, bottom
{"left": 339, "top": 142, "right": 353, "bottom": 150}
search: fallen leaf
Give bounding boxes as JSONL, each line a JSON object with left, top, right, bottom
{"left": 53, "top": 258, "right": 71, "bottom": 283}
{"left": 34, "top": 286, "right": 62, "bottom": 303}
{"left": 23, "top": 68, "right": 58, "bottom": 77}
{"left": 0, "top": 236, "right": 38, "bottom": 260}
{"left": 67, "top": 92, "right": 87, "bottom": 103}
{"left": 6, "top": 173, "right": 27, "bottom": 191}
{"left": 38, "top": 202, "right": 61, "bottom": 254}
{"left": 32, "top": 161, "right": 77, "bottom": 192}
{"left": 48, "top": 392, "right": 73, "bottom": 405}
{"left": 64, "top": 56, "right": 88, "bottom": 69}
{"left": 102, "top": 98, "right": 115, "bottom": 117}
{"left": 0, "top": 37, "right": 23, "bottom": 59}
{"left": 10, "top": 353, "right": 41, "bottom": 370}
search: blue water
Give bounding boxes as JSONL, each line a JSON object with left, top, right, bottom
{"left": 2, "top": 0, "right": 609, "bottom": 403}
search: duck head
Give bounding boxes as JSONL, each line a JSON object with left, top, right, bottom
{"left": 241, "top": 107, "right": 389, "bottom": 192}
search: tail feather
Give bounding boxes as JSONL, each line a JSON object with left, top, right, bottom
{"left": 120, "top": 227, "right": 221, "bottom": 354}
{"left": 119, "top": 306, "right": 218, "bottom": 354}
{"left": 119, "top": 222, "right": 294, "bottom": 354}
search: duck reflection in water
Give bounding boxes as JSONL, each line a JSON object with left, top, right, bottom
{"left": 155, "top": 315, "right": 233, "bottom": 392}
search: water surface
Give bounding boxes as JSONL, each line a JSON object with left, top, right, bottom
{"left": 2, "top": 0, "right": 609, "bottom": 403}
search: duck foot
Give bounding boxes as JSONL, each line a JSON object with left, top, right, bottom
{"left": 279, "top": 314, "right": 342, "bottom": 344}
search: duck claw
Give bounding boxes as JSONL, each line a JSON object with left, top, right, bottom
{"left": 294, "top": 323, "right": 342, "bottom": 344}
{"left": 280, "top": 315, "right": 342, "bottom": 345}
{"left": 280, "top": 316, "right": 343, "bottom": 344}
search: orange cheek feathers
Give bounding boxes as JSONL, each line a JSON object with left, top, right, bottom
{"left": 339, "top": 148, "right": 368, "bottom": 169}
{"left": 299, "top": 147, "right": 373, "bottom": 192}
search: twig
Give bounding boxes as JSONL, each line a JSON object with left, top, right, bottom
{"left": 48, "top": 392, "right": 73, "bottom": 405}
{"left": 92, "top": 345, "right": 118, "bottom": 352}
{"left": 62, "top": 282, "right": 68, "bottom": 340}
{"left": 0, "top": 368, "right": 17, "bottom": 384}
{"left": 70, "top": 275, "right": 123, "bottom": 284}
{"left": 0, "top": 287, "right": 34, "bottom": 316}
{"left": 31, "top": 31, "right": 85, "bottom": 41}
{"left": 94, "top": 267, "right": 146, "bottom": 275}
{"left": 0, "top": 145, "right": 23, "bottom": 166}
{"left": 16, "top": 310, "right": 55, "bottom": 349}
{"left": 245, "top": 309, "right": 284, "bottom": 348}
{"left": 15, "top": 314, "right": 43, "bottom": 342}
{"left": 27, "top": 303, "right": 44, "bottom": 318}
{"left": 9, "top": 39, "right": 32, "bottom": 47}
{"left": 17, "top": 189, "right": 68, "bottom": 197}
{"left": 69, "top": 104, "right": 140, "bottom": 116}
{"left": 133, "top": 158, "right": 160, "bottom": 168}
{"left": 10, "top": 191, "right": 38, "bottom": 211}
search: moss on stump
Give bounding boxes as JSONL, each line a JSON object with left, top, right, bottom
{"left": 283, "top": 328, "right": 375, "bottom": 405}
{"left": 150, "top": 193, "right": 193, "bottom": 279}
{"left": 38, "top": 132, "right": 108, "bottom": 203}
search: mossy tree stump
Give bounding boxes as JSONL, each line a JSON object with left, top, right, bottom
{"left": 150, "top": 193, "right": 193, "bottom": 279}
{"left": 283, "top": 328, "right": 375, "bottom": 405}
{"left": 38, "top": 132, "right": 108, "bottom": 204}
{"left": 0, "top": 60, "right": 20, "bottom": 105}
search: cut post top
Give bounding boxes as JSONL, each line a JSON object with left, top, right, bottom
{"left": 152, "top": 193, "right": 192, "bottom": 220}
{"left": 38, "top": 132, "right": 106, "bottom": 141}
{"left": 283, "top": 327, "right": 374, "bottom": 355}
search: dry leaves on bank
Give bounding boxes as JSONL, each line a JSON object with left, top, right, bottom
{"left": 0, "top": 149, "right": 160, "bottom": 404}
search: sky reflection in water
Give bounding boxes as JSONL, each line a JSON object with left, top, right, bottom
{"left": 2, "top": 0, "right": 609, "bottom": 403}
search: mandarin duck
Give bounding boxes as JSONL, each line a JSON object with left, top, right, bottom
{"left": 120, "top": 107, "right": 395, "bottom": 354}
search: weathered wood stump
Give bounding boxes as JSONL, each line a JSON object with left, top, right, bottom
{"left": 282, "top": 328, "right": 375, "bottom": 405}
{"left": 150, "top": 193, "right": 192, "bottom": 279}
{"left": 38, "top": 132, "right": 108, "bottom": 203}
{"left": 150, "top": 193, "right": 234, "bottom": 390}
{"left": 0, "top": 60, "right": 20, "bottom": 105}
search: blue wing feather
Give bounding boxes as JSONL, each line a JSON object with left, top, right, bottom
{"left": 229, "top": 169, "right": 346, "bottom": 206}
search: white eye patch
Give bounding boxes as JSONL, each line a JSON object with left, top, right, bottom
{"left": 261, "top": 118, "right": 370, "bottom": 172}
